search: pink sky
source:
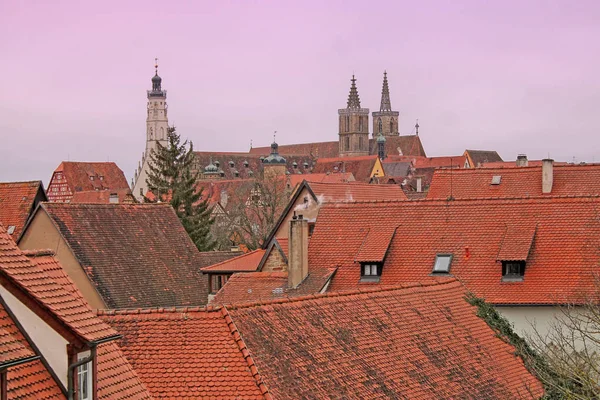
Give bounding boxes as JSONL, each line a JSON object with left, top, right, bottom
{"left": 1, "top": 0, "right": 599, "bottom": 183}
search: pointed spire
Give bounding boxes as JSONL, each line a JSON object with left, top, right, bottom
{"left": 415, "top": 119, "right": 420, "bottom": 136}
{"left": 347, "top": 75, "right": 361, "bottom": 109}
{"left": 380, "top": 71, "right": 392, "bottom": 112}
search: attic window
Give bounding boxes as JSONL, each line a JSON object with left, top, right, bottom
{"left": 6, "top": 226, "right": 16, "bottom": 235}
{"left": 234, "top": 170, "right": 239, "bottom": 177}
{"left": 243, "top": 161, "right": 249, "bottom": 168}
{"left": 77, "top": 351, "right": 93, "bottom": 400}
{"left": 89, "top": 176, "right": 94, "bottom": 181}
{"left": 432, "top": 254, "right": 453, "bottom": 274}
{"left": 360, "top": 263, "right": 382, "bottom": 282}
{"left": 303, "top": 162, "right": 309, "bottom": 170}
{"left": 502, "top": 261, "right": 525, "bottom": 281}
{"left": 99, "top": 175, "right": 104, "bottom": 181}
{"left": 292, "top": 162, "right": 298, "bottom": 169}
{"left": 229, "top": 161, "right": 235, "bottom": 168}
{"left": 491, "top": 175, "right": 501, "bottom": 185}
{"left": 215, "top": 161, "right": 220, "bottom": 167}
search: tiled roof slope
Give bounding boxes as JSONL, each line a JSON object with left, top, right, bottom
{"left": 211, "top": 268, "right": 337, "bottom": 306}
{"left": 70, "top": 188, "right": 135, "bottom": 204}
{"left": 312, "top": 197, "right": 600, "bottom": 304}
{"left": 23, "top": 251, "right": 151, "bottom": 399}
{"left": 312, "top": 155, "right": 379, "bottom": 182}
{"left": 41, "top": 203, "right": 209, "bottom": 308}
{"left": 384, "top": 155, "right": 466, "bottom": 169}
{"left": 249, "top": 135, "right": 426, "bottom": 158}
{"left": 0, "top": 181, "right": 45, "bottom": 240}
{"left": 48, "top": 162, "right": 129, "bottom": 202}
{"left": 227, "top": 280, "right": 543, "bottom": 399}
{"left": 98, "top": 308, "right": 264, "bottom": 399}
{"left": 197, "top": 250, "right": 245, "bottom": 268}
{"left": 428, "top": 164, "right": 600, "bottom": 199}
{"left": 0, "top": 302, "right": 64, "bottom": 399}
{"left": 0, "top": 224, "right": 117, "bottom": 342}
{"left": 287, "top": 172, "right": 354, "bottom": 188}
{"left": 201, "top": 249, "right": 265, "bottom": 273}
{"left": 464, "top": 150, "right": 503, "bottom": 167}
{"left": 308, "top": 181, "right": 407, "bottom": 202}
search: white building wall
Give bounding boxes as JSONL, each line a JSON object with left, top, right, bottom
{"left": 0, "top": 286, "right": 69, "bottom": 387}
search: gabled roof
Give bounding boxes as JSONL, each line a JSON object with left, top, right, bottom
{"left": 312, "top": 155, "right": 380, "bottom": 182}
{"left": 98, "top": 307, "right": 265, "bottom": 399}
{"left": 464, "top": 149, "right": 503, "bottom": 167}
{"left": 197, "top": 250, "right": 245, "bottom": 268}
{"left": 0, "top": 224, "right": 117, "bottom": 343}
{"left": 428, "top": 164, "right": 600, "bottom": 198}
{"left": 70, "top": 188, "right": 134, "bottom": 204}
{"left": 49, "top": 162, "right": 129, "bottom": 197}
{"left": 104, "top": 280, "right": 542, "bottom": 398}
{"left": 0, "top": 181, "right": 46, "bottom": 240}
{"left": 37, "top": 203, "right": 210, "bottom": 308}
{"left": 311, "top": 196, "right": 600, "bottom": 304}
{"left": 200, "top": 249, "right": 265, "bottom": 273}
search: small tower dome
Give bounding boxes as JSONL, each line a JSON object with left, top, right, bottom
{"left": 263, "top": 140, "right": 287, "bottom": 165}
{"left": 376, "top": 132, "right": 387, "bottom": 143}
{"left": 205, "top": 159, "right": 218, "bottom": 173}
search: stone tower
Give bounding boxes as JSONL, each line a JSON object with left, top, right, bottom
{"left": 132, "top": 61, "right": 169, "bottom": 200}
{"left": 372, "top": 71, "right": 399, "bottom": 137}
{"left": 262, "top": 138, "right": 287, "bottom": 179}
{"left": 338, "top": 75, "right": 369, "bottom": 157}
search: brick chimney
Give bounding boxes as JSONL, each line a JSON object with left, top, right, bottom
{"left": 288, "top": 212, "right": 309, "bottom": 288}
{"left": 542, "top": 159, "right": 554, "bottom": 194}
{"left": 516, "top": 154, "right": 528, "bottom": 167}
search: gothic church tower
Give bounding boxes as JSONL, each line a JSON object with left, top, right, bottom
{"left": 372, "top": 71, "right": 399, "bottom": 136}
{"left": 338, "top": 75, "right": 369, "bottom": 157}
{"left": 132, "top": 61, "right": 169, "bottom": 200}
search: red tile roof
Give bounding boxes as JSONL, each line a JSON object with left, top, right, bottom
{"left": 428, "top": 164, "right": 600, "bottom": 199}
{"left": 197, "top": 250, "right": 245, "bottom": 267}
{"left": 0, "top": 302, "right": 36, "bottom": 366}
{"left": 312, "top": 155, "right": 379, "bottom": 182}
{"left": 39, "top": 203, "right": 210, "bottom": 308}
{"left": 464, "top": 149, "right": 503, "bottom": 167}
{"left": 98, "top": 308, "right": 264, "bottom": 399}
{"left": 0, "top": 181, "right": 45, "bottom": 240}
{"left": 311, "top": 196, "right": 600, "bottom": 304}
{"left": 201, "top": 249, "right": 266, "bottom": 273}
{"left": 47, "top": 162, "right": 129, "bottom": 202}
{"left": 226, "top": 280, "right": 543, "bottom": 399}
{"left": 354, "top": 226, "right": 397, "bottom": 262}
{"left": 0, "top": 227, "right": 151, "bottom": 399}
{"left": 384, "top": 155, "right": 466, "bottom": 169}
{"left": 308, "top": 181, "right": 407, "bottom": 202}
{"left": 275, "top": 238, "right": 288, "bottom": 258}
{"left": 70, "top": 188, "right": 134, "bottom": 204}
{"left": 0, "top": 224, "right": 117, "bottom": 342}
{"left": 287, "top": 172, "right": 354, "bottom": 188}
{"left": 496, "top": 224, "right": 537, "bottom": 261}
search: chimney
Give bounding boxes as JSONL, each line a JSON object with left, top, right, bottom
{"left": 416, "top": 177, "right": 422, "bottom": 193}
{"left": 516, "top": 154, "right": 528, "bottom": 167}
{"left": 288, "top": 212, "right": 309, "bottom": 288}
{"left": 109, "top": 193, "right": 119, "bottom": 203}
{"left": 542, "top": 159, "right": 554, "bottom": 194}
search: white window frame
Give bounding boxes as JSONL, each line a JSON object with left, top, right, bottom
{"left": 77, "top": 351, "right": 92, "bottom": 400}
{"left": 433, "top": 254, "right": 453, "bottom": 273}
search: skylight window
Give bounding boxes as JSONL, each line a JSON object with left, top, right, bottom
{"left": 6, "top": 226, "right": 16, "bottom": 235}
{"left": 491, "top": 175, "right": 502, "bottom": 185}
{"left": 433, "top": 254, "right": 453, "bottom": 273}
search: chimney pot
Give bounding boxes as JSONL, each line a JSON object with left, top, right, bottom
{"left": 516, "top": 154, "right": 528, "bottom": 167}
{"left": 542, "top": 158, "right": 554, "bottom": 194}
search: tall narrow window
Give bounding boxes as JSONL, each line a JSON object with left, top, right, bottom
{"left": 359, "top": 136, "right": 364, "bottom": 150}
{"left": 77, "top": 352, "right": 92, "bottom": 400}
{"left": 345, "top": 116, "right": 350, "bottom": 132}
{"left": 359, "top": 116, "right": 364, "bottom": 132}
{"left": 390, "top": 119, "right": 394, "bottom": 133}
{"left": 378, "top": 118, "right": 382, "bottom": 133}
{"left": 344, "top": 136, "right": 350, "bottom": 151}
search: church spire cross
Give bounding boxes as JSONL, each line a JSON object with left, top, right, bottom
{"left": 154, "top": 58, "right": 159, "bottom": 74}
{"left": 379, "top": 70, "right": 392, "bottom": 112}
{"left": 346, "top": 75, "right": 362, "bottom": 109}
{"left": 415, "top": 119, "right": 420, "bottom": 136}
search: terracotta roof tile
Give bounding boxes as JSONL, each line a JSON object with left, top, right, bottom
{"left": 312, "top": 155, "right": 379, "bottom": 182}
{"left": 496, "top": 224, "right": 537, "bottom": 261}
{"left": 0, "top": 302, "right": 36, "bottom": 366}
{"left": 47, "top": 162, "right": 129, "bottom": 203}
{"left": 0, "top": 224, "right": 117, "bottom": 342}
{"left": 201, "top": 249, "right": 266, "bottom": 273}
{"left": 354, "top": 226, "right": 397, "bottom": 262}
{"left": 465, "top": 149, "right": 503, "bottom": 166}
{"left": 226, "top": 280, "right": 542, "bottom": 399}
{"left": 98, "top": 308, "right": 264, "bottom": 399}
{"left": 311, "top": 197, "right": 600, "bottom": 304}
{"left": 197, "top": 250, "right": 245, "bottom": 268}
{"left": 41, "top": 203, "right": 210, "bottom": 308}
{"left": 308, "top": 181, "right": 407, "bottom": 202}
{"left": 428, "top": 164, "right": 600, "bottom": 198}
{"left": 0, "top": 181, "right": 45, "bottom": 240}
{"left": 287, "top": 172, "right": 354, "bottom": 188}
{"left": 70, "top": 188, "right": 134, "bottom": 204}
{"left": 275, "top": 238, "right": 288, "bottom": 258}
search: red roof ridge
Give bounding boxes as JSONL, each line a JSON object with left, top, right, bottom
{"left": 96, "top": 305, "right": 216, "bottom": 316}
{"left": 200, "top": 249, "right": 265, "bottom": 272}
{"left": 315, "top": 155, "right": 378, "bottom": 162}
{"left": 223, "top": 279, "right": 461, "bottom": 310}
{"left": 220, "top": 307, "right": 273, "bottom": 399}
{"left": 21, "top": 249, "right": 55, "bottom": 257}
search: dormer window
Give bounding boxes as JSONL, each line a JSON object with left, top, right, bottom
{"left": 360, "top": 263, "right": 382, "bottom": 282}
{"left": 77, "top": 351, "right": 93, "bottom": 400}
{"left": 502, "top": 261, "right": 525, "bottom": 281}
{"left": 89, "top": 176, "right": 94, "bottom": 181}
{"left": 432, "top": 254, "right": 453, "bottom": 274}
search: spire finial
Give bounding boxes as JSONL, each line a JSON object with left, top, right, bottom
{"left": 415, "top": 119, "right": 420, "bottom": 136}
{"left": 347, "top": 75, "right": 361, "bottom": 109}
{"left": 250, "top": 139, "right": 253, "bottom": 149}
{"left": 379, "top": 70, "right": 392, "bottom": 112}
{"left": 154, "top": 58, "right": 158, "bottom": 74}
{"left": 273, "top": 130, "right": 277, "bottom": 143}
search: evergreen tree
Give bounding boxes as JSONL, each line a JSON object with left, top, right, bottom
{"left": 146, "top": 127, "right": 216, "bottom": 251}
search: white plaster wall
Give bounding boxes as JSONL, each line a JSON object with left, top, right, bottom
{"left": 496, "top": 306, "right": 562, "bottom": 339}
{"left": 0, "top": 287, "right": 69, "bottom": 387}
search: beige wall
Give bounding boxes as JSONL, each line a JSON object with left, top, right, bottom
{"left": 274, "top": 187, "right": 320, "bottom": 239}
{"left": 0, "top": 286, "right": 69, "bottom": 387}
{"left": 18, "top": 210, "right": 107, "bottom": 309}
{"left": 262, "top": 247, "right": 287, "bottom": 272}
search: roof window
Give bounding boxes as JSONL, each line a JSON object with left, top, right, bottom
{"left": 491, "top": 175, "right": 501, "bottom": 185}
{"left": 502, "top": 261, "right": 525, "bottom": 281}
{"left": 6, "top": 226, "right": 16, "bottom": 235}
{"left": 360, "top": 262, "right": 382, "bottom": 282}
{"left": 432, "top": 254, "right": 453, "bottom": 274}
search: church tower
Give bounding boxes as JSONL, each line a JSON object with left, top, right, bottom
{"left": 338, "top": 75, "right": 369, "bottom": 157}
{"left": 132, "top": 60, "right": 169, "bottom": 200}
{"left": 372, "top": 71, "right": 399, "bottom": 137}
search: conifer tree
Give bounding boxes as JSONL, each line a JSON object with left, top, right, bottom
{"left": 146, "top": 127, "right": 215, "bottom": 251}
